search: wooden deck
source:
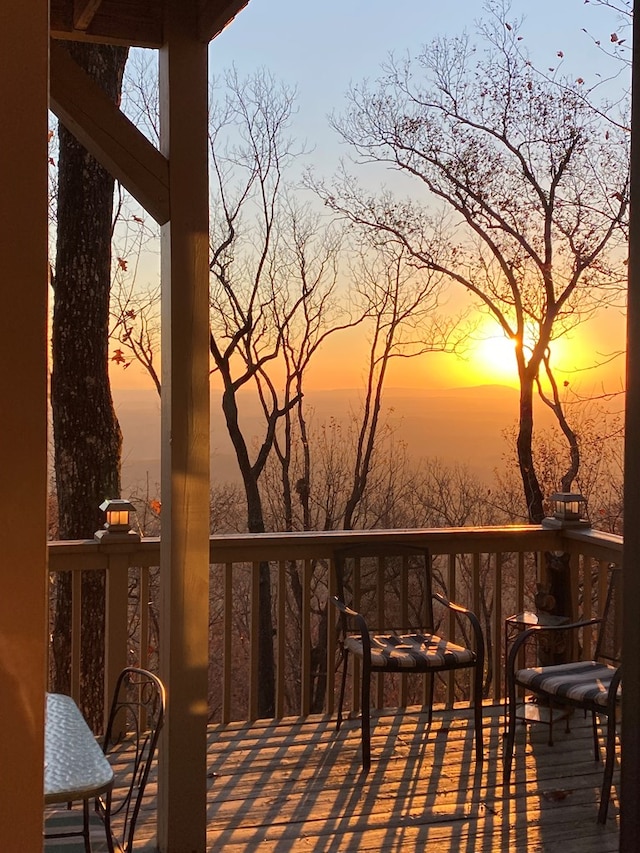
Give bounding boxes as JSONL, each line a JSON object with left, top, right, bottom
{"left": 118, "top": 705, "right": 620, "bottom": 852}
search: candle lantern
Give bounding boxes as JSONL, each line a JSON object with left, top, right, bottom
{"left": 542, "top": 492, "right": 589, "bottom": 529}
{"left": 95, "top": 498, "right": 140, "bottom": 542}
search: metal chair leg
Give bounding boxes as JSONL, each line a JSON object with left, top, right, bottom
{"left": 592, "top": 711, "right": 601, "bottom": 761}
{"left": 503, "top": 677, "right": 518, "bottom": 791}
{"left": 473, "top": 663, "right": 484, "bottom": 763}
{"left": 336, "top": 646, "right": 349, "bottom": 732}
{"left": 598, "top": 712, "right": 617, "bottom": 824}
{"left": 361, "top": 661, "right": 371, "bottom": 773}
{"left": 82, "top": 799, "right": 91, "bottom": 853}
{"left": 103, "top": 790, "right": 115, "bottom": 853}
{"left": 426, "top": 673, "right": 434, "bottom": 726}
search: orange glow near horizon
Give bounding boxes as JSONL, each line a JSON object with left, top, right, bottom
{"left": 109, "top": 308, "right": 626, "bottom": 396}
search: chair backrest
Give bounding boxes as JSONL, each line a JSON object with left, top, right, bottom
{"left": 333, "top": 542, "right": 434, "bottom": 632}
{"left": 102, "top": 667, "right": 166, "bottom": 852}
{"left": 594, "top": 567, "right": 622, "bottom": 666}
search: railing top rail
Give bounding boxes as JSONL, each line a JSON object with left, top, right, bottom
{"left": 48, "top": 524, "right": 623, "bottom": 572}
{"left": 561, "top": 526, "right": 623, "bottom": 558}
{"left": 206, "top": 525, "right": 556, "bottom": 562}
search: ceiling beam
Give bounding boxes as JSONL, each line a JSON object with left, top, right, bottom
{"left": 72, "top": 0, "right": 104, "bottom": 31}
{"left": 50, "top": 0, "right": 163, "bottom": 48}
{"left": 50, "top": 0, "right": 249, "bottom": 46}
{"left": 49, "top": 40, "right": 170, "bottom": 225}
{"left": 198, "top": 0, "right": 249, "bottom": 42}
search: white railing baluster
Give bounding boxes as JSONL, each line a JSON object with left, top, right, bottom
{"left": 276, "top": 560, "right": 286, "bottom": 719}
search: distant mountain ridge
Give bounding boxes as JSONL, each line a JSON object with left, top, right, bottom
{"left": 115, "top": 384, "right": 554, "bottom": 494}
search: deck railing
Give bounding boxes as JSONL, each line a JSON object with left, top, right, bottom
{"left": 47, "top": 525, "right": 622, "bottom": 728}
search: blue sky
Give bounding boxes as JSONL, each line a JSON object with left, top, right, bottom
{"left": 210, "top": 0, "right": 626, "bottom": 175}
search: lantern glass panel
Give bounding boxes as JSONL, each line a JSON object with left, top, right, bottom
{"left": 552, "top": 493, "right": 585, "bottom": 521}
{"left": 107, "top": 509, "right": 130, "bottom": 528}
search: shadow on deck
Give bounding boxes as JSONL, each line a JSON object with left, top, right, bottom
{"left": 119, "top": 705, "right": 620, "bottom": 852}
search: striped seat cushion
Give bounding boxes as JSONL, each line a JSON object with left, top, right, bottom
{"left": 516, "top": 661, "right": 620, "bottom": 708}
{"left": 344, "top": 632, "right": 476, "bottom": 670}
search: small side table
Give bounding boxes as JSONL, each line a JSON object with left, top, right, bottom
{"left": 44, "top": 693, "right": 114, "bottom": 853}
{"left": 504, "top": 611, "right": 571, "bottom": 742}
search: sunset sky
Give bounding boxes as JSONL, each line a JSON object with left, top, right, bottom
{"left": 111, "top": 0, "right": 629, "bottom": 397}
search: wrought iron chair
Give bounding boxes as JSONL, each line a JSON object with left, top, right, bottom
{"left": 503, "top": 568, "right": 621, "bottom": 823}
{"left": 331, "top": 543, "right": 484, "bottom": 772}
{"left": 45, "top": 667, "right": 166, "bottom": 852}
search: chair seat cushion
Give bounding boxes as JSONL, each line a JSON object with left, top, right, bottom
{"left": 516, "top": 660, "right": 620, "bottom": 708}
{"left": 344, "top": 632, "right": 476, "bottom": 670}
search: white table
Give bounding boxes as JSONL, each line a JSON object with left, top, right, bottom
{"left": 44, "top": 693, "right": 114, "bottom": 851}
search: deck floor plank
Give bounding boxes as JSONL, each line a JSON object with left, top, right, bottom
{"left": 108, "top": 705, "right": 620, "bottom": 852}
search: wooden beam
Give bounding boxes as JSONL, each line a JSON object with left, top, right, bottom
{"left": 621, "top": 5, "right": 640, "bottom": 849}
{"left": 51, "top": 0, "right": 163, "bottom": 48}
{"left": 0, "top": 3, "right": 48, "bottom": 851}
{"left": 73, "top": 0, "right": 104, "bottom": 31}
{"left": 198, "top": 0, "right": 249, "bottom": 42}
{"left": 158, "top": 1, "right": 211, "bottom": 850}
{"left": 51, "top": 0, "right": 249, "bottom": 46}
{"left": 50, "top": 27, "right": 162, "bottom": 49}
{"left": 49, "top": 40, "right": 170, "bottom": 225}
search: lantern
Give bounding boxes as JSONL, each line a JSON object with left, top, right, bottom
{"left": 95, "top": 498, "right": 140, "bottom": 542}
{"left": 542, "top": 492, "right": 589, "bottom": 529}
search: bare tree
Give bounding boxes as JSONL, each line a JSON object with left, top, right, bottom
{"left": 207, "top": 69, "right": 354, "bottom": 716}
{"left": 110, "top": 279, "right": 161, "bottom": 395}
{"left": 341, "top": 240, "right": 459, "bottom": 530}
{"left": 316, "top": 1, "right": 629, "bottom": 521}
{"left": 262, "top": 237, "right": 460, "bottom": 534}
{"left": 266, "top": 205, "right": 348, "bottom": 534}
{"left": 583, "top": 0, "right": 632, "bottom": 70}
{"left": 260, "top": 237, "right": 458, "bottom": 710}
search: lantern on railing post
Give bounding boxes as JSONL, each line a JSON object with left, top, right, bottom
{"left": 542, "top": 492, "right": 590, "bottom": 529}
{"left": 95, "top": 498, "right": 140, "bottom": 542}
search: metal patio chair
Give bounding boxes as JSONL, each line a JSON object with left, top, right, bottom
{"left": 45, "top": 667, "right": 166, "bottom": 852}
{"left": 331, "top": 543, "right": 484, "bottom": 772}
{"left": 503, "top": 567, "right": 621, "bottom": 823}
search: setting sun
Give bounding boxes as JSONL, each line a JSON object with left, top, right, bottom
{"left": 463, "top": 323, "right": 519, "bottom": 387}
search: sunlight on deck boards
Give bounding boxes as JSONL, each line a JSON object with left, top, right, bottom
{"left": 117, "top": 705, "right": 620, "bottom": 852}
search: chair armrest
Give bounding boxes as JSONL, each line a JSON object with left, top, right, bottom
{"left": 433, "top": 592, "right": 472, "bottom": 617}
{"left": 506, "top": 617, "right": 602, "bottom": 673}
{"left": 433, "top": 592, "right": 485, "bottom": 660}
{"left": 331, "top": 595, "right": 361, "bottom": 619}
{"left": 330, "top": 595, "right": 371, "bottom": 653}
{"left": 607, "top": 666, "right": 622, "bottom": 713}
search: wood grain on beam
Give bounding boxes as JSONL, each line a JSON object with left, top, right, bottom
{"left": 50, "top": 0, "right": 163, "bottom": 48}
{"left": 49, "top": 28, "right": 162, "bottom": 49}
{"left": 73, "top": 0, "right": 103, "bottom": 30}
{"left": 198, "top": 0, "right": 249, "bottom": 42}
{"left": 49, "top": 41, "right": 170, "bottom": 224}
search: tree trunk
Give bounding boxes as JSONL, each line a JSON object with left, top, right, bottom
{"left": 220, "top": 386, "right": 276, "bottom": 717}
{"left": 516, "top": 373, "right": 545, "bottom": 523}
{"left": 51, "top": 42, "right": 128, "bottom": 732}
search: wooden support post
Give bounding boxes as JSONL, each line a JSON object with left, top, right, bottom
{"left": 621, "top": 4, "right": 640, "bottom": 848}
{"left": 0, "top": 4, "right": 48, "bottom": 851}
{"left": 158, "top": 2, "right": 211, "bottom": 849}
